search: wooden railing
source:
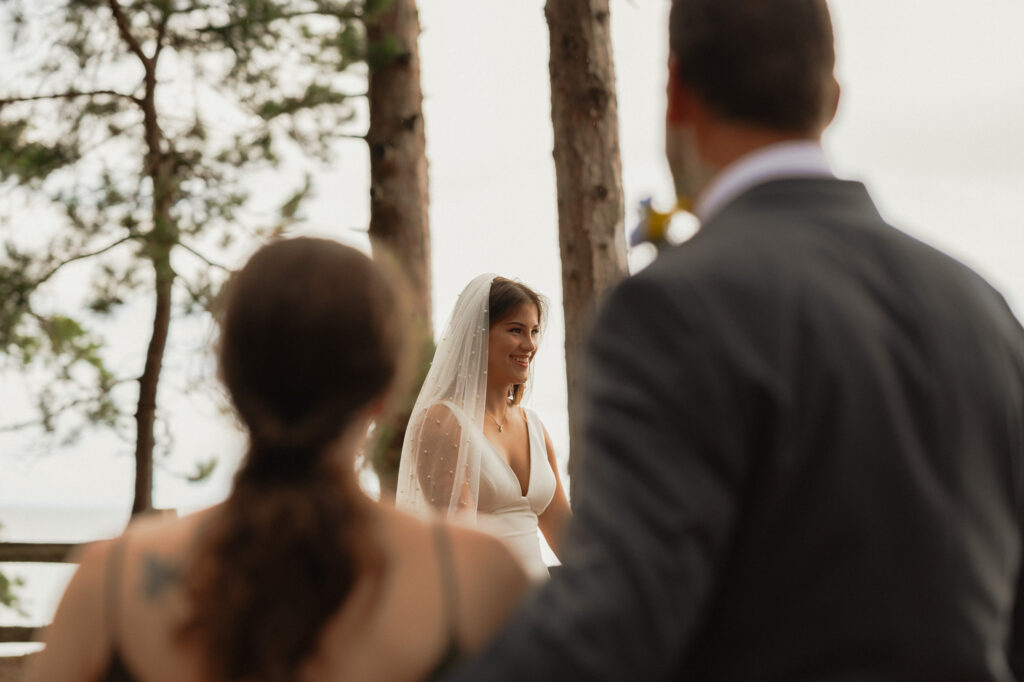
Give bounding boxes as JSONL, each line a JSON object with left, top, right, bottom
{"left": 1, "top": 542, "right": 78, "bottom": 644}
{"left": 0, "top": 625, "right": 39, "bottom": 645}
{"left": 0, "top": 542, "right": 76, "bottom": 564}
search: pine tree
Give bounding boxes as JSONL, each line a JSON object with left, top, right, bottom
{"left": 545, "top": 0, "right": 628, "bottom": 499}
{"left": 363, "top": 0, "right": 432, "bottom": 495}
{"left": 0, "top": 0, "right": 404, "bottom": 513}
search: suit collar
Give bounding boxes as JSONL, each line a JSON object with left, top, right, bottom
{"left": 699, "top": 176, "right": 884, "bottom": 233}
{"left": 695, "top": 141, "right": 834, "bottom": 223}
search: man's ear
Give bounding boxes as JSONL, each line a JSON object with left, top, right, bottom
{"left": 825, "top": 76, "right": 841, "bottom": 127}
{"left": 666, "top": 57, "right": 691, "bottom": 125}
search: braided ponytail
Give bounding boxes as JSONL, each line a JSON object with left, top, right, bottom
{"left": 179, "top": 238, "right": 406, "bottom": 681}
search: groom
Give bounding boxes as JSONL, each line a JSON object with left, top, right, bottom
{"left": 444, "top": 0, "right": 1024, "bottom": 679}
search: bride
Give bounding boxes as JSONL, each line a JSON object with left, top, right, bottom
{"left": 396, "top": 274, "right": 572, "bottom": 581}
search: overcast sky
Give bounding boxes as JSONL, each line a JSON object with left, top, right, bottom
{"left": 2, "top": 0, "right": 1022, "bottom": 513}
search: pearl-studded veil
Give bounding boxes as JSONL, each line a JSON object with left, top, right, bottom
{"left": 395, "top": 273, "right": 498, "bottom": 522}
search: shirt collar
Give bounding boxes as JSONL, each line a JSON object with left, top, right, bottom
{"left": 694, "top": 140, "right": 834, "bottom": 222}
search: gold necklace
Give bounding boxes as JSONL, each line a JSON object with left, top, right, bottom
{"left": 487, "top": 408, "right": 508, "bottom": 432}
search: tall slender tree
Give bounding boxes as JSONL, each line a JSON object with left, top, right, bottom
{"left": 0, "top": 0, "right": 390, "bottom": 514}
{"left": 365, "top": 0, "right": 431, "bottom": 332}
{"left": 363, "top": 0, "right": 433, "bottom": 496}
{"left": 545, "top": 0, "right": 628, "bottom": 498}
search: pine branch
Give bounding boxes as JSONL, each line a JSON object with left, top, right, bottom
{"left": 107, "top": 0, "right": 152, "bottom": 66}
{"left": 177, "top": 241, "right": 230, "bottom": 272}
{"left": 35, "top": 235, "right": 137, "bottom": 287}
{"left": 0, "top": 90, "right": 141, "bottom": 107}
{"left": 197, "top": 8, "right": 365, "bottom": 35}
{"left": 154, "top": 10, "right": 171, "bottom": 60}
{"left": 0, "top": 383, "right": 132, "bottom": 434}
{"left": 163, "top": 1, "right": 230, "bottom": 17}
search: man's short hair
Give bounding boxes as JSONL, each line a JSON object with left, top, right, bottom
{"left": 669, "top": 0, "right": 836, "bottom": 133}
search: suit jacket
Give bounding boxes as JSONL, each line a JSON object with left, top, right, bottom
{"left": 442, "top": 178, "right": 1024, "bottom": 681}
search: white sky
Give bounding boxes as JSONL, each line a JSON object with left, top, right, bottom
{"left": 1, "top": 0, "right": 1023, "bottom": 514}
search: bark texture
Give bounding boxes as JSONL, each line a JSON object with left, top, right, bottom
{"left": 365, "top": 0, "right": 432, "bottom": 332}
{"left": 133, "top": 254, "right": 173, "bottom": 515}
{"left": 546, "top": 0, "right": 627, "bottom": 499}
{"left": 365, "top": 0, "right": 433, "bottom": 495}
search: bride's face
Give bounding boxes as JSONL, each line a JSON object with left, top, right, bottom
{"left": 487, "top": 302, "right": 541, "bottom": 389}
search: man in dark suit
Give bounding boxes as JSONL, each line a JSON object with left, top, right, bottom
{"left": 443, "top": 0, "right": 1024, "bottom": 679}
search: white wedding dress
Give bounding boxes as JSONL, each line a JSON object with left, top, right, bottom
{"left": 396, "top": 273, "right": 557, "bottom": 582}
{"left": 476, "top": 407, "right": 556, "bottom": 582}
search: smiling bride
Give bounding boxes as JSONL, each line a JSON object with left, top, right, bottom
{"left": 396, "top": 274, "right": 572, "bottom": 581}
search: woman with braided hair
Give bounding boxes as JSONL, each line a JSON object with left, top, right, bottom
{"left": 26, "top": 238, "right": 527, "bottom": 682}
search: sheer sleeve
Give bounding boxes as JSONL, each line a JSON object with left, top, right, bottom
{"left": 396, "top": 274, "right": 495, "bottom": 522}
{"left": 399, "top": 401, "right": 481, "bottom": 521}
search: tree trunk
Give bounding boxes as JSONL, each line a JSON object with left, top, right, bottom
{"left": 133, "top": 252, "right": 173, "bottom": 515}
{"left": 365, "top": 0, "right": 431, "bottom": 327}
{"left": 364, "top": 0, "right": 432, "bottom": 496}
{"left": 545, "top": 0, "right": 627, "bottom": 502}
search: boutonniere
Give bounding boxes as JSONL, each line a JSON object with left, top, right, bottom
{"left": 629, "top": 196, "right": 693, "bottom": 249}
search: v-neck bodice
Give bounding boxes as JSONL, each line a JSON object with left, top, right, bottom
{"left": 487, "top": 409, "right": 533, "bottom": 497}
{"left": 476, "top": 407, "right": 556, "bottom": 581}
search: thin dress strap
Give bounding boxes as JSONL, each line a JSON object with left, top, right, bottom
{"left": 104, "top": 536, "right": 126, "bottom": 649}
{"left": 100, "top": 535, "right": 137, "bottom": 682}
{"left": 432, "top": 524, "right": 461, "bottom": 665}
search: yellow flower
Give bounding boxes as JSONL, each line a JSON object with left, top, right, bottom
{"left": 629, "top": 196, "right": 693, "bottom": 248}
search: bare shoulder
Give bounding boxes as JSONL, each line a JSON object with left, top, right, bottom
{"left": 52, "top": 533, "right": 126, "bottom": 622}
{"left": 444, "top": 525, "right": 529, "bottom": 650}
{"left": 56, "top": 508, "right": 199, "bottom": 609}
{"left": 376, "top": 501, "right": 431, "bottom": 535}
{"left": 447, "top": 524, "right": 521, "bottom": 577}
{"left": 21, "top": 538, "right": 119, "bottom": 682}
{"left": 47, "top": 537, "right": 117, "bottom": 623}
{"left": 377, "top": 504, "right": 526, "bottom": 603}
{"left": 126, "top": 506, "right": 217, "bottom": 545}
{"left": 51, "top": 532, "right": 124, "bottom": 613}
{"left": 371, "top": 505, "right": 527, "bottom": 653}
{"left": 67, "top": 534, "right": 116, "bottom": 571}
{"left": 379, "top": 505, "right": 526, "bottom": 603}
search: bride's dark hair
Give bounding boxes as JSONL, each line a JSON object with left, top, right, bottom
{"left": 179, "top": 237, "right": 406, "bottom": 681}
{"left": 489, "top": 277, "right": 545, "bottom": 405}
